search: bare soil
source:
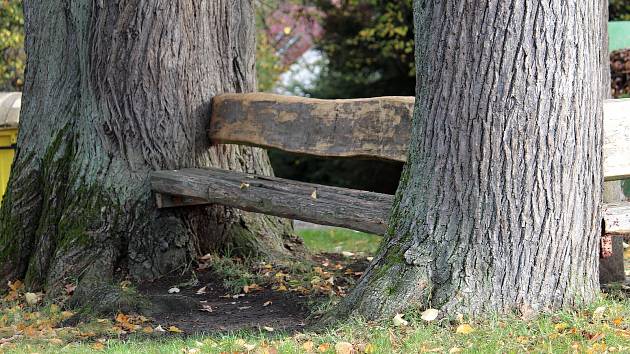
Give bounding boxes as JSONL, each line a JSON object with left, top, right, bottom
{"left": 137, "top": 271, "right": 310, "bottom": 334}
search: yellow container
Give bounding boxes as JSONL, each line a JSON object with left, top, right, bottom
{"left": 0, "top": 93, "right": 21, "bottom": 202}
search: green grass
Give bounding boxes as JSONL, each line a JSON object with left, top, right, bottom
{"left": 3, "top": 297, "right": 630, "bottom": 353}
{"left": 297, "top": 228, "right": 381, "bottom": 254}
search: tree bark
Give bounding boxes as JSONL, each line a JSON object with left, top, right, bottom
{"left": 334, "top": 0, "right": 605, "bottom": 319}
{"left": 0, "top": 0, "right": 305, "bottom": 308}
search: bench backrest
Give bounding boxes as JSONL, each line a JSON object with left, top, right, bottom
{"left": 210, "top": 93, "right": 630, "bottom": 181}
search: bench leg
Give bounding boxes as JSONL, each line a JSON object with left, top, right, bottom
{"left": 599, "top": 236, "right": 626, "bottom": 284}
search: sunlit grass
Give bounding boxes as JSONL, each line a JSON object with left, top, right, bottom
{"left": 297, "top": 228, "right": 381, "bottom": 255}
{"left": 4, "top": 297, "right": 630, "bottom": 353}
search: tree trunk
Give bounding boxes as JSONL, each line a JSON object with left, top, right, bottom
{"left": 334, "top": 0, "right": 605, "bottom": 319}
{"left": 0, "top": 0, "right": 305, "bottom": 309}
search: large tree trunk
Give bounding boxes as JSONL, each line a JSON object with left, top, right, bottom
{"left": 0, "top": 0, "right": 305, "bottom": 309}
{"left": 334, "top": 0, "right": 605, "bottom": 319}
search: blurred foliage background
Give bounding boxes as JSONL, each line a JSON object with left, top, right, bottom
{"left": 0, "top": 0, "right": 24, "bottom": 91}
{"left": 610, "top": 0, "right": 630, "bottom": 21}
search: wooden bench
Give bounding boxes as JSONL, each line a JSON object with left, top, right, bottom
{"left": 150, "top": 94, "right": 630, "bottom": 241}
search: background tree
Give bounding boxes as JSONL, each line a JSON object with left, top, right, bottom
{"left": 0, "top": 0, "right": 305, "bottom": 311}
{"left": 333, "top": 0, "right": 605, "bottom": 319}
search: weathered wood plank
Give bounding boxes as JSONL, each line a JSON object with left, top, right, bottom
{"left": 603, "top": 99, "right": 630, "bottom": 181}
{"left": 603, "top": 202, "right": 630, "bottom": 236}
{"left": 150, "top": 168, "right": 394, "bottom": 235}
{"left": 210, "top": 93, "right": 414, "bottom": 162}
{"left": 209, "top": 94, "right": 630, "bottom": 180}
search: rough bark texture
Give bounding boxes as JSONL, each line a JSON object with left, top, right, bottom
{"left": 0, "top": 0, "right": 305, "bottom": 307}
{"left": 151, "top": 168, "right": 393, "bottom": 234}
{"left": 334, "top": 0, "right": 605, "bottom": 319}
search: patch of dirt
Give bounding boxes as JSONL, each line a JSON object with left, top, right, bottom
{"left": 135, "top": 253, "right": 370, "bottom": 335}
{"left": 137, "top": 270, "right": 310, "bottom": 334}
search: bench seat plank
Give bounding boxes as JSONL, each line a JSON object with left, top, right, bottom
{"left": 210, "top": 94, "right": 630, "bottom": 181}
{"left": 151, "top": 168, "right": 394, "bottom": 235}
{"left": 604, "top": 202, "right": 630, "bottom": 236}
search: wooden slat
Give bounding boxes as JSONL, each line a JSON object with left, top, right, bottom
{"left": 210, "top": 93, "right": 414, "bottom": 162}
{"left": 604, "top": 202, "right": 630, "bottom": 236}
{"left": 210, "top": 94, "right": 630, "bottom": 180}
{"left": 150, "top": 168, "right": 393, "bottom": 235}
{"left": 603, "top": 99, "right": 630, "bottom": 181}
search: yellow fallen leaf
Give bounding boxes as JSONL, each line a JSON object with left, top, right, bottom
{"left": 455, "top": 324, "right": 474, "bottom": 334}
{"left": 61, "top": 311, "right": 74, "bottom": 319}
{"left": 142, "top": 326, "right": 154, "bottom": 333}
{"left": 284, "top": 26, "right": 292, "bottom": 35}
{"left": 303, "top": 341, "right": 314, "bottom": 351}
{"left": 393, "top": 313, "right": 408, "bottom": 327}
{"left": 449, "top": 347, "right": 463, "bottom": 353}
{"left": 335, "top": 341, "right": 353, "bottom": 354}
{"left": 168, "top": 325, "right": 183, "bottom": 333}
{"left": 554, "top": 322, "right": 569, "bottom": 331}
{"left": 318, "top": 343, "right": 331, "bottom": 352}
{"left": 613, "top": 317, "right": 623, "bottom": 326}
{"left": 363, "top": 343, "right": 375, "bottom": 354}
{"left": 92, "top": 342, "right": 105, "bottom": 350}
{"left": 421, "top": 309, "right": 439, "bottom": 322}
{"left": 8, "top": 280, "right": 23, "bottom": 291}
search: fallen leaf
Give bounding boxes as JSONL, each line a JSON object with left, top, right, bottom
{"left": 92, "top": 342, "right": 105, "bottom": 350}
{"left": 455, "top": 324, "right": 474, "bottom": 335}
{"left": 393, "top": 313, "right": 408, "bottom": 327}
{"left": 154, "top": 325, "right": 166, "bottom": 332}
{"left": 421, "top": 308, "right": 439, "bottom": 322}
{"left": 8, "top": 280, "right": 23, "bottom": 291}
{"left": 311, "top": 190, "right": 317, "bottom": 199}
{"left": 199, "top": 305, "right": 213, "bottom": 312}
{"left": 449, "top": 347, "right": 463, "bottom": 353}
{"left": 61, "top": 311, "right": 74, "bottom": 320}
{"left": 168, "top": 287, "right": 180, "bottom": 294}
{"left": 318, "top": 343, "right": 331, "bottom": 352}
{"left": 554, "top": 322, "right": 569, "bottom": 331}
{"left": 366, "top": 257, "right": 374, "bottom": 262}
{"left": 24, "top": 292, "right": 40, "bottom": 305}
{"left": 168, "top": 325, "right": 183, "bottom": 333}
{"left": 593, "top": 306, "right": 606, "bottom": 320}
{"left": 263, "top": 301, "right": 272, "bottom": 307}
{"left": 199, "top": 254, "right": 212, "bottom": 261}
{"left": 45, "top": 337, "right": 63, "bottom": 345}
{"left": 238, "top": 306, "right": 252, "bottom": 310}
{"left": 243, "top": 343, "right": 256, "bottom": 351}
{"left": 335, "top": 341, "right": 353, "bottom": 354}
{"left": 263, "top": 326, "right": 274, "bottom": 332}
{"left": 303, "top": 341, "right": 314, "bottom": 351}
{"left": 341, "top": 251, "right": 355, "bottom": 258}
{"left": 363, "top": 343, "right": 375, "bottom": 354}
{"left": 196, "top": 286, "right": 207, "bottom": 295}
{"left": 613, "top": 317, "right": 623, "bottom": 326}
{"left": 142, "top": 326, "right": 153, "bottom": 333}
{"left": 240, "top": 182, "right": 250, "bottom": 189}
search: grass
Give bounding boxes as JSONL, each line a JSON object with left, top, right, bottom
{"left": 3, "top": 297, "right": 630, "bottom": 353}
{"left": 297, "top": 228, "right": 381, "bottom": 254}
{"left": 1, "top": 228, "right": 629, "bottom": 353}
